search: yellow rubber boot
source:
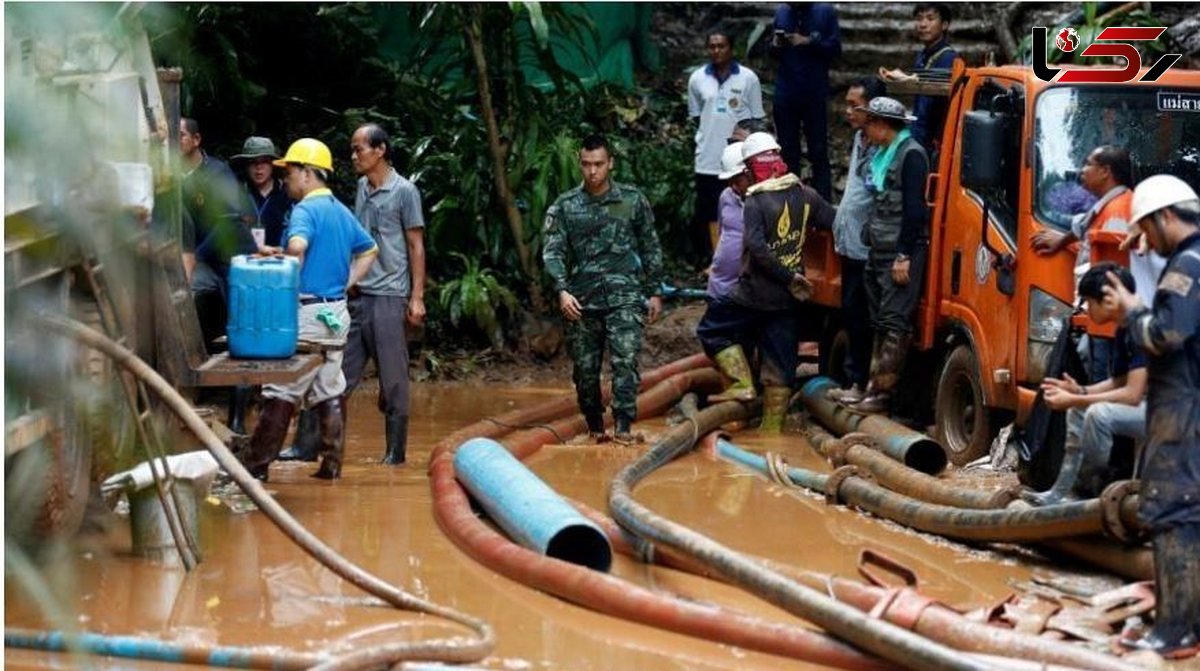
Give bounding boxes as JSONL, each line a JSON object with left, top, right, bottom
{"left": 708, "top": 345, "right": 758, "bottom": 403}
{"left": 759, "top": 386, "right": 791, "bottom": 433}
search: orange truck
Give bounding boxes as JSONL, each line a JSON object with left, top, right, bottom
{"left": 802, "top": 62, "right": 1200, "bottom": 465}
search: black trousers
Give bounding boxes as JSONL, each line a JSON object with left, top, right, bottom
{"left": 839, "top": 256, "right": 872, "bottom": 387}
{"left": 774, "top": 94, "right": 831, "bottom": 201}
{"left": 694, "top": 298, "right": 799, "bottom": 387}
{"left": 692, "top": 173, "right": 724, "bottom": 262}
{"left": 865, "top": 246, "right": 928, "bottom": 335}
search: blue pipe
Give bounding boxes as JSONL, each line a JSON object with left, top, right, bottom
{"left": 4, "top": 628, "right": 317, "bottom": 669}
{"left": 716, "top": 438, "right": 829, "bottom": 492}
{"left": 454, "top": 438, "right": 612, "bottom": 572}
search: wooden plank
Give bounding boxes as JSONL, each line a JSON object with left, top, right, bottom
{"left": 191, "top": 352, "right": 323, "bottom": 387}
{"left": 884, "top": 79, "right": 952, "bottom": 97}
{"left": 6, "top": 410, "right": 54, "bottom": 457}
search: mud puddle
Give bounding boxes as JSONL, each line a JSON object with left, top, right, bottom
{"left": 5, "top": 381, "right": 1188, "bottom": 670}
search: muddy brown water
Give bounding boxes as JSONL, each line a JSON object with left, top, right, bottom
{"left": 3, "top": 382, "right": 1186, "bottom": 670}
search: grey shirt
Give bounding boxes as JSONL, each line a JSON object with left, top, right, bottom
{"left": 832, "top": 130, "right": 872, "bottom": 261}
{"left": 354, "top": 168, "right": 425, "bottom": 296}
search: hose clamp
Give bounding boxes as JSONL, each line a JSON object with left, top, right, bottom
{"left": 825, "top": 465, "right": 871, "bottom": 505}
{"left": 827, "top": 432, "right": 874, "bottom": 468}
{"left": 1100, "top": 479, "right": 1145, "bottom": 544}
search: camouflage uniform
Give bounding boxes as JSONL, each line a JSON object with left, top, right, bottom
{"left": 543, "top": 181, "right": 663, "bottom": 428}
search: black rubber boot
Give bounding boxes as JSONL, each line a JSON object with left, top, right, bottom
{"left": 243, "top": 398, "right": 296, "bottom": 482}
{"left": 382, "top": 413, "right": 408, "bottom": 465}
{"left": 613, "top": 416, "right": 643, "bottom": 445}
{"left": 586, "top": 413, "right": 609, "bottom": 442}
{"left": 312, "top": 397, "right": 345, "bottom": 480}
{"left": 1022, "top": 443, "right": 1084, "bottom": 506}
{"left": 1122, "top": 525, "right": 1200, "bottom": 657}
{"left": 227, "top": 385, "right": 253, "bottom": 435}
{"left": 278, "top": 409, "right": 319, "bottom": 462}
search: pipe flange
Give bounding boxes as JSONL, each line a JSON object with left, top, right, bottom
{"left": 825, "top": 440, "right": 851, "bottom": 468}
{"left": 1100, "top": 479, "right": 1144, "bottom": 544}
{"left": 842, "top": 432, "right": 875, "bottom": 449}
{"left": 825, "top": 465, "right": 871, "bottom": 505}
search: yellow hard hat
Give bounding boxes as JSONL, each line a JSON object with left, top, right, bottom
{"left": 273, "top": 138, "right": 333, "bottom": 172}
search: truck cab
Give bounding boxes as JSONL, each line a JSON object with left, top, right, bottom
{"left": 805, "top": 63, "right": 1200, "bottom": 465}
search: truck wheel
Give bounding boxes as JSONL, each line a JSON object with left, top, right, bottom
{"left": 818, "top": 325, "right": 849, "bottom": 384}
{"left": 935, "top": 344, "right": 992, "bottom": 466}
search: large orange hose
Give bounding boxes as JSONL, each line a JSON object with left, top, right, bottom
{"left": 429, "top": 362, "right": 892, "bottom": 670}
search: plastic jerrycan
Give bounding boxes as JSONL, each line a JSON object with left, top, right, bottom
{"left": 227, "top": 254, "right": 300, "bottom": 358}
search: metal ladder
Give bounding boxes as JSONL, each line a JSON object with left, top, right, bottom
{"left": 80, "top": 251, "right": 201, "bottom": 570}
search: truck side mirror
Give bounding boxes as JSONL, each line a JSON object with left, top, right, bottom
{"left": 961, "top": 111, "right": 1005, "bottom": 190}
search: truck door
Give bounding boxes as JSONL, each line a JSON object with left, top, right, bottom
{"left": 941, "top": 77, "right": 1023, "bottom": 408}
{"left": 932, "top": 76, "right": 1025, "bottom": 464}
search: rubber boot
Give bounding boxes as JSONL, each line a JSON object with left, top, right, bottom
{"left": 708, "top": 345, "right": 758, "bottom": 403}
{"left": 826, "top": 383, "right": 865, "bottom": 404}
{"left": 1123, "top": 525, "right": 1200, "bottom": 657}
{"left": 851, "top": 331, "right": 909, "bottom": 414}
{"left": 1074, "top": 439, "right": 1113, "bottom": 499}
{"left": 613, "top": 416, "right": 644, "bottom": 445}
{"left": 312, "top": 397, "right": 345, "bottom": 480}
{"left": 1021, "top": 442, "right": 1084, "bottom": 506}
{"left": 586, "top": 412, "right": 610, "bottom": 443}
{"left": 227, "top": 385, "right": 253, "bottom": 435}
{"left": 837, "top": 335, "right": 882, "bottom": 406}
{"left": 382, "top": 413, "right": 408, "bottom": 465}
{"left": 278, "top": 408, "right": 320, "bottom": 462}
{"left": 243, "top": 398, "right": 296, "bottom": 482}
{"left": 759, "top": 386, "right": 791, "bottom": 433}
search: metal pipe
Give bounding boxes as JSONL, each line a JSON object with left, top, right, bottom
{"left": 800, "top": 377, "right": 948, "bottom": 474}
{"left": 610, "top": 398, "right": 1004, "bottom": 671}
{"left": 430, "top": 367, "right": 894, "bottom": 671}
{"left": 808, "top": 430, "right": 1014, "bottom": 509}
{"left": 454, "top": 437, "right": 612, "bottom": 572}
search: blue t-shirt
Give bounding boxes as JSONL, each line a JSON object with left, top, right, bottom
{"left": 285, "top": 189, "right": 377, "bottom": 298}
{"left": 1110, "top": 325, "right": 1147, "bottom": 379}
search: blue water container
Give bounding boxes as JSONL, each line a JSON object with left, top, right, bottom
{"left": 226, "top": 255, "right": 299, "bottom": 358}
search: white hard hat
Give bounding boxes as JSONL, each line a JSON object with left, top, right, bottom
{"left": 1130, "top": 174, "right": 1200, "bottom": 225}
{"left": 741, "top": 132, "right": 781, "bottom": 160}
{"left": 718, "top": 142, "right": 746, "bottom": 180}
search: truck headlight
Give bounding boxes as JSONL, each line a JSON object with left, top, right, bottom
{"left": 1026, "top": 287, "right": 1072, "bottom": 382}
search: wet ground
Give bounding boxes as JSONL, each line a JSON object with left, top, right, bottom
{"left": 4, "top": 381, "right": 1193, "bottom": 670}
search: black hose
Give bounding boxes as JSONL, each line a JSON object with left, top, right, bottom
{"left": 608, "top": 395, "right": 1004, "bottom": 671}
{"left": 27, "top": 314, "right": 494, "bottom": 670}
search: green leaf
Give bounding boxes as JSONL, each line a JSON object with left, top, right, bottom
{"left": 520, "top": 2, "right": 550, "bottom": 51}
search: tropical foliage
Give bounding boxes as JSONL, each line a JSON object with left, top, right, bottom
{"left": 143, "top": 2, "right": 695, "bottom": 349}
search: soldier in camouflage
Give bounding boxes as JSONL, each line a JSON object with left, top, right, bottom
{"left": 543, "top": 134, "right": 664, "bottom": 444}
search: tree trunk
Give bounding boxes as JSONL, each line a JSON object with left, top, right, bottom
{"left": 463, "top": 5, "right": 546, "bottom": 314}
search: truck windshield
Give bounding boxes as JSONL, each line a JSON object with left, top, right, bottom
{"left": 1034, "top": 86, "right": 1200, "bottom": 230}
